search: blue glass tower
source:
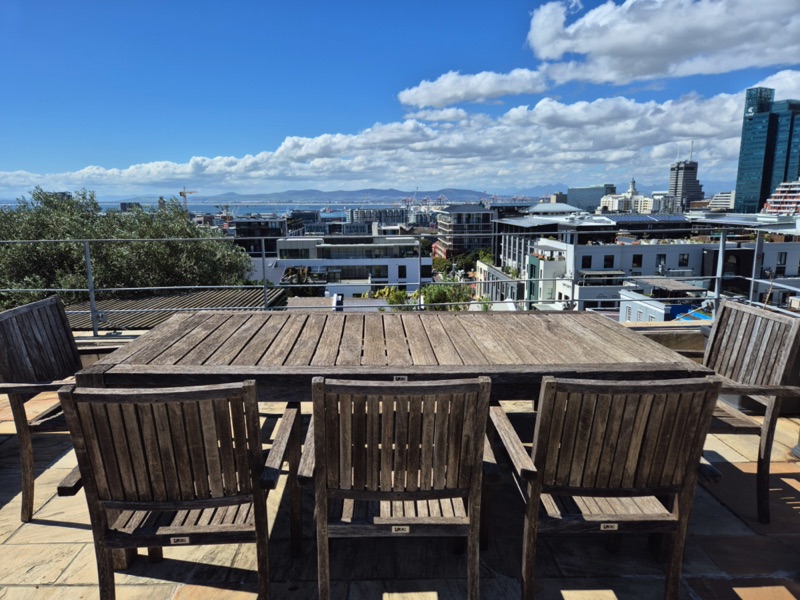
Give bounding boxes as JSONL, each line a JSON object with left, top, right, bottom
{"left": 735, "top": 88, "right": 800, "bottom": 213}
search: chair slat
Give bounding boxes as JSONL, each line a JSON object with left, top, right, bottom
{"left": 445, "top": 393, "right": 465, "bottom": 489}
{"left": 393, "top": 394, "right": 409, "bottom": 491}
{"left": 406, "top": 395, "right": 423, "bottom": 492}
{"left": 183, "top": 401, "right": 210, "bottom": 499}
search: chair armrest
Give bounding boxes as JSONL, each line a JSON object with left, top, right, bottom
{"left": 298, "top": 416, "right": 315, "bottom": 486}
{"left": 260, "top": 405, "right": 300, "bottom": 490}
{"left": 718, "top": 380, "right": 800, "bottom": 397}
{"left": 0, "top": 380, "right": 71, "bottom": 396}
{"left": 489, "top": 405, "right": 536, "bottom": 481}
{"left": 57, "top": 465, "right": 83, "bottom": 496}
{"left": 482, "top": 436, "right": 501, "bottom": 484}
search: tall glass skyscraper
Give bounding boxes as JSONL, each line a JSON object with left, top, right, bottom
{"left": 735, "top": 87, "right": 800, "bottom": 213}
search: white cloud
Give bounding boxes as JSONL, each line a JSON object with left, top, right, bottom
{"left": 530, "top": 0, "right": 800, "bottom": 85}
{"left": 398, "top": 69, "right": 549, "bottom": 109}
{"left": 3, "top": 71, "right": 799, "bottom": 198}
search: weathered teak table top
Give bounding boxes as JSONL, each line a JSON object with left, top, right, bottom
{"left": 78, "top": 311, "right": 709, "bottom": 401}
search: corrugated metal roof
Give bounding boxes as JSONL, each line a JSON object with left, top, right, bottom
{"left": 66, "top": 288, "right": 287, "bottom": 330}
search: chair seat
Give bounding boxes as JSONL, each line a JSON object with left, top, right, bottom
{"left": 106, "top": 502, "right": 258, "bottom": 548}
{"left": 328, "top": 497, "right": 471, "bottom": 537}
{"left": 539, "top": 493, "right": 679, "bottom": 533}
{"left": 709, "top": 399, "right": 761, "bottom": 434}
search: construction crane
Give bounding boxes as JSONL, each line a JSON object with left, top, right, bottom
{"left": 179, "top": 187, "right": 197, "bottom": 211}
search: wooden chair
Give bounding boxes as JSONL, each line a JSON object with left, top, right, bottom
{"left": 300, "top": 377, "right": 492, "bottom": 600}
{"left": 59, "top": 380, "right": 276, "bottom": 600}
{"left": 703, "top": 301, "right": 800, "bottom": 524}
{"left": 491, "top": 376, "right": 721, "bottom": 600}
{"left": 0, "top": 296, "right": 84, "bottom": 522}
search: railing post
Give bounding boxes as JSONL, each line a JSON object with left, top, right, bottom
{"left": 83, "top": 241, "right": 100, "bottom": 337}
{"left": 749, "top": 230, "right": 764, "bottom": 305}
{"left": 261, "top": 237, "right": 269, "bottom": 310}
{"left": 713, "top": 229, "right": 726, "bottom": 317}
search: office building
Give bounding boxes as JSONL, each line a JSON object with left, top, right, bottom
{"left": 567, "top": 184, "right": 616, "bottom": 212}
{"left": 735, "top": 87, "right": 800, "bottom": 213}
{"left": 669, "top": 160, "right": 704, "bottom": 209}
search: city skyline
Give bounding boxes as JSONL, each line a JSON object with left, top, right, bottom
{"left": 1, "top": 0, "right": 799, "bottom": 199}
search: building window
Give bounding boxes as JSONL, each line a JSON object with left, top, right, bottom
{"left": 625, "top": 306, "right": 632, "bottom": 321}
{"left": 678, "top": 254, "right": 689, "bottom": 267}
{"left": 582, "top": 255, "right": 592, "bottom": 269}
{"left": 637, "top": 310, "right": 643, "bottom": 322}
{"left": 604, "top": 255, "right": 614, "bottom": 268}
{"left": 632, "top": 254, "right": 643, "bottom": 268}
{"left": 398, "top": 265, "right": 407, "bottom": 279}
{"left": 648, "top": 315, "right": 656, "bottom": 322}
{"left": 778, "top": 252, "right": 787, "bottom": 265}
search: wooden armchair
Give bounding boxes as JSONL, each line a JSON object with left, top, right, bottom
{"left": 300, "top": 377, "right": 492, "bottom": 600}
{"left": 58, "top": 380, "right": 274, "bottom": 600}
{"left": 0, "top": 296, "right": 85, "bottom": 521}
{"left": 703, "top": 301, "right": 800, "bottom": 523}
{"left": 491, "top": 376, "right": 721, "bottom": 600}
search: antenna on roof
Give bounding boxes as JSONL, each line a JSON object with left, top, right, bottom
{"left": 689, "top": 140, "right": 694, "bottom": 162}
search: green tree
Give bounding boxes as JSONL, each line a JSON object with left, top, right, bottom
{"left": 432, "top": 257, "right": 449, "bottom": 274}
{"left": 366, "top": 286, "right": 413, "bottom": 311}
{"left": 0, "top": 188, "right": 252, "bottom": 309}
{"left": 417, "top": 283, "right": 473, "bottom": 311}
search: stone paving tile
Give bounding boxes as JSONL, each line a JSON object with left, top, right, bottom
{"left": 0, "top": 543, "right": 83, "bottom": 585}
{"left": 8, "top": 489, "right": 92, "bottom": 545}
{"left": 58, "top": 541, "right": 242, "bottom": 587}
{"left": 686, "top": 576, "right": 800, "bottom": 600}
{"left": 700, "top": 461, "right": 800, "bottom": 533}
{"left": 0, "top": 584, "right": 179, "bottom": 599}
{"left": 347, "top": 576, "right": 520, "bottom": 600}
{"left": 692, "top": 534, "right": 800, "bottom": 575}
{"left": 688, "top": 486, "right": 753, "bottom": 536}
{"left": 533, "top": 576, "right": 694, "bottom": 600}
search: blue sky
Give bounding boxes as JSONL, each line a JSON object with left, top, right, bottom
{"left": 1, "top": 0, "right": 799, "bottom": 199}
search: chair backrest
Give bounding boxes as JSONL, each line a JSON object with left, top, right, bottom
{"left": 312, "top": 377, "right": 492, "bottom": 499}
{"left": 532, "top": 376, "right": 721, "bottom": 496}
{"left": 705, "top": 301, "right": 800, "bottom": 387}
{"left": 59, "top": 380, "right": 261, "bottom": 505}
{"left": 0, "top": 296, "right": 81, "bottom": 383}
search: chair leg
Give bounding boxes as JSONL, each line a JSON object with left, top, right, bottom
{"left": 480, "top": 482, "right": 490, "bottom": 551}
{"left": 288, "top": 403, "right": 303, "bottom": 557}
{"left": 315, "top": 486, "right": 331, "bottom": 600}
{"left": 756, "top": 397, "right": 782, "bottom": 524}
{"left": 521, "top": 485, "right": 541, "bottom": 600}
{"left": 96, "top": 542, "right": 117, "bottom": 600}
{"left": 9, "top": 395, "right": 34, "bottom": 523}
{"left": 467, "top": 525, "right": 480, "bottom": 600}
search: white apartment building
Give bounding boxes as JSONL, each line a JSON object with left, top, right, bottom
{"left": 274, "top": 236, "right": 432, "bottom": 297}
{"left": 517, "top": 236, "right": 800, "bottom": 310}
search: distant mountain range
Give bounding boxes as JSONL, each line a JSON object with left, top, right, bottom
{"left": 110, "top": 181, "right": 736, "bottom": 206}
{"left": 3, "top": 181, "right": 736, "bottom": 206}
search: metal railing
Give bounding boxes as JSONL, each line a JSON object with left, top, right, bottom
{"left": 2, "top": 225, "right": 800, "bottom": 334}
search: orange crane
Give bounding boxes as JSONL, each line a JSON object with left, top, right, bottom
{"left": 179, "top": 187, "right": 197, "bottom": 210}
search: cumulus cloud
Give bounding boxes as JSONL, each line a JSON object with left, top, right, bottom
{"left": 3, "top": 70, "right": 799, "bottom": 198}
{"left": 529, "top": 0, "right": 800, "bottom": 85}
{"left": 398, "top": 69, "right": 548, "bottom": 109}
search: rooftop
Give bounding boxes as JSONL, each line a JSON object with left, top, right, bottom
{"left": 1, "top": 361, "right": 798, "bottom": 599}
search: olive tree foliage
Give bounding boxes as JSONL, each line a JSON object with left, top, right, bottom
{"left": 0, "top": 188, "right": 252, "bottom": 309}
{"left": 417, "top": 282, "right": 473, "bottom": 311}
{"left": 365, "top": 286, "right": 413, "bottom": 311}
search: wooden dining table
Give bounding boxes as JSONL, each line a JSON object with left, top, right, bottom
{"left": 77, "top": 310, "right": 710, "bottom": 400}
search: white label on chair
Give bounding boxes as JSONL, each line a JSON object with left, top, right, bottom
{"left": 393, "top": 375, "right": 408, "bottom": 381}
{"left": 170, "top": 536, "right": 190, "bottom": 544}
{"left": 392, "top": 525, "right": 410, "bottom": 533}
{"left": 600, "top": 523, "right": 618, "bottom": 531}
